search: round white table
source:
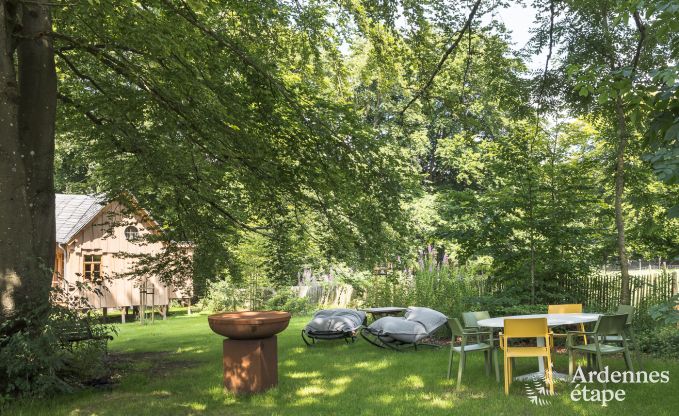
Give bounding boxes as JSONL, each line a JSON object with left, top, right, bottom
{"left": 477, "top": 313, "right": 601, "bottom": 381}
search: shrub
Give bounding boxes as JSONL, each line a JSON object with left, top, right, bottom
{"left": 648, "top": 294, "right": 679, "bottom": 325}
{"left": 265, "top": 289, "right": 312, "bottom": 315}
{"left": 638, "top": 325, "right": 679, "bottom": 359}
{"left": 0, "top": 304, "right": 113, "bottom": 405}
{"left": 199, "top": 279, "right": 245, "bottom": 312}
{"left": 365, "top": 260, "right": 501, "bottom": 319}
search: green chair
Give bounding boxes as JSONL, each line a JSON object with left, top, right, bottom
{"left": 462, "top": 311, "right": 491, "bottom": 332}
{"left": 567, "top": 314, "right": 634, "bottom": 380}
{"left": 447, "top": 318, "right": 500, "bottom": 389}
{"left": 600, "top": 305, "right": 643, "bottom": 369}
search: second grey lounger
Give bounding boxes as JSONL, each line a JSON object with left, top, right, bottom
{"left": 360, "top": 307, "right": 448, "bottom": 351}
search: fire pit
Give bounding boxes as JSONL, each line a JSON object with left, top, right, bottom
{"left": 208, "top": 311, "right": 291, "bottom": 394}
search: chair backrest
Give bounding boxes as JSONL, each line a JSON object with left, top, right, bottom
{"left": 593, "top": 314, "right": 628, "bottom": 336}
{"left": 504, "top": 318, "right": 549, "bottom": 339}
{"left": 448, "top": 318, "right": 466, "bottom": 337}
{"left": 548, "top": 304, "right": 583, "bottom": 314}
{"left": 462, "top": 311, "right": 490, "bottom": 328}
{"left": 616, "top": 304, "right": 634, "bottom": 325}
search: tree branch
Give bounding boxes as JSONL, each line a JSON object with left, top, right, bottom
{"left": 56, "top": 92, "right": 104, "bottom": 125}
{"left": 630, "top": 10, "right": 646, "bottom": 79}
{"left": 399, "top": 0, "right": 483, "bottom": 116}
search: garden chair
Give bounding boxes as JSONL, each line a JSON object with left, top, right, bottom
{"left": 462, "top": 310, "right": 501, "bottom": 364}
{"left": 447, "top": 318, "right": 499, "bottom": 389}
{"left": 548, "top": 303, "right": 587, "bottom": 345}
{"left": 462, "top": 311, "right": 490, "bottom": 333}
{"left": 499, "top": 317, "right": 554, "bottom": 395}
{"left": 598, "top": 305, "right": 643, "bottom": 369}
{"left": 567, "top": 313, "right": 634, "bottom": 379}
{"left": 302, "top": 309, "right": 367, "bottom": 346}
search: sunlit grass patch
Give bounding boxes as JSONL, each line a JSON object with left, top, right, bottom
{"left": 5, "top": 312, "right": 679, "bottom": 416}
{"left": 285, "top": 371, "right": 322, "bottom": 379}
{"left": 401, "top": 374, "right": 425, "bottom": 388}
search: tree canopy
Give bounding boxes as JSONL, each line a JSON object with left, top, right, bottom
{"left": 2, "top": 0, "right": 678, "bottom": 310}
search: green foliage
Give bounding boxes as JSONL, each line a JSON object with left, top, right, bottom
{"left": 648, "top": 294, "right": 679, "bottom": 325}
{"left": 53, "top": 0, "right": 417, "bottom": 290}
{"left": 642, "top": 1, "right": 679, "bottom": 216}
{"left": 198, "top": 279, "right": 245, "bottom": 313}
{"left": 264, "top": 289, "right": 312, "bottom": 315}
{"left": 465, "top": 294, "right": 548, "bottom": 317}
{"left": 49, "top": 0, "right": 679, "bottom": 309}
{"left": 364, "top": 251, "right": 496, "bottom": 319}
{"left": 638, "top": 325, "right": 679, "bottom": 359}
{"left": 0, "top": 305, "right": 112, "bottom": 405}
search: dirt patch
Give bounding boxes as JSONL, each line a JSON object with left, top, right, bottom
{"left": 109, "top": 350, "right": 201, "bottom": 378}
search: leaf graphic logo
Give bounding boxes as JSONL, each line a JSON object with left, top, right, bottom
{"left": 524, "top": 374, "right": 553, "bottom": 406}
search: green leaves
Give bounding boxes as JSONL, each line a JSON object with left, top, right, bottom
{"left": 53, "top": 0, "right": 418, "bottom": 283}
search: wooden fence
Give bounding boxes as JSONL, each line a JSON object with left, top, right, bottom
{"left": 560, "top": 270, "right": 678, "bottom": 314}
{"left": 277, "top": 271, "right": 676, "bottom": 315}
{"left": 291, "top": 284, "right": 355, "bottom": 307}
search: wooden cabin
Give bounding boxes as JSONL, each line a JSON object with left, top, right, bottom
{"left": 52, "top": 194, "right": 192, "bottom": 321}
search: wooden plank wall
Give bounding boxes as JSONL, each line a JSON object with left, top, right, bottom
{"left": 61, "top": 202, "right": 191, "bottom": 309}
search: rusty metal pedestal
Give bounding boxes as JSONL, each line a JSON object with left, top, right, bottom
{"left": 222, "top": 336, "right": 278, "bottom": 394}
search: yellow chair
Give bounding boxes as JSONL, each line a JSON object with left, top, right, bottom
{"left": 548, "top": 304, "right": 587, "bottom": 345}
{"left": 499, "top": 318, "right": 554, "bottom": 395}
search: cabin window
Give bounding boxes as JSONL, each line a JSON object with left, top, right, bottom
{"left": 83, "top": 255, "right": 102, "bottom": 281}
{"left": 124, "top": 226, "right": 139, "bottom": 240}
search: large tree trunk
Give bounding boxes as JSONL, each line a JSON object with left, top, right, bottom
{"left": 614, "top": 96, "right": 631, "bottom": 305}
{"left": 0, "top": 0, "right": 56, "bottom": 317}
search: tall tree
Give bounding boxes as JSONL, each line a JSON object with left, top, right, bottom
{"left": 0, "top": 0, "right": 56, "bottom": 315}
{"left": 535, "top": 0, "right": 669, "bottom": 304}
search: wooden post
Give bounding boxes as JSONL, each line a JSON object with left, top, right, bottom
{"left": 102, "top": 307, "right": 108, "bottom": 321}
{"left": 151, "top": 286, "right": 155, "bottom": 324}
{"left": 121, "top": 307, "right": 126, "bottom": 324}
{"left": 672, "top": 272, "right": 677, "bottom": 296}
{"left": 162, "top": 304, "right": 167, "bottom": 320}
{"left": 187, "top": 298, "right": 192, "bottom": 315}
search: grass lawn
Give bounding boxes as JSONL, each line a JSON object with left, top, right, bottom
{"left": 6, "top": 311, "right": 679, "bottom": 415}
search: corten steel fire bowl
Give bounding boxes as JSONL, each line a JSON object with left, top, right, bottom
{"left": 208, "top": 311, "right": 291, "bottom": 339}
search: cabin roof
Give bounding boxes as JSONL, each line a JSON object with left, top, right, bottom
{"left": 55, "top": 194, "right": 105, "bottom": 244}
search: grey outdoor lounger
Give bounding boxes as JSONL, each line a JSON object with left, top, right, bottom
{"left": 360, "top": 307, "right": 449, "bottom": 350}
{"left": 302, "top": 308, "right": 367, "bottom": 346}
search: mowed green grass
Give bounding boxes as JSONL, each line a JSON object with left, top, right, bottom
{"left": 6, "top": 311, "right": 679, "bottom": 415}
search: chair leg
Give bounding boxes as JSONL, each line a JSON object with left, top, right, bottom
{"left": 568, "top": 349, "right": 574, "bottom": 381}
{"left": 509, "top": 357, "right": 516, "bottom": 384}
{"left": 447, "top": 345, "right": 455, "bottom": 379}
{"left": 493, "top": 348, "right": 500, "bottom": 383}
{"left": 484, "top": 351, "right": 491, "bottom": 376}
{"left": 504, "top": 356, "right": 510, "bottom": 395}
{"left": 457, "top": 352, "right": 465, "bottom": 390}
{"left": 545, "top": 354, "right": 554, "bottom": 395}
{"left": 623, "top": 349, "right": 634, "bottom": 372}
{"left": 595, "top": 352, "right": 603, "bottom": 372}
{"left": 580, "top": 323, "right": 587, "bottom": 345}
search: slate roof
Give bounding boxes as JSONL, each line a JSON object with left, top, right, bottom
{"left": 55, "top": 194, "right": 105, "bottom": 244}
